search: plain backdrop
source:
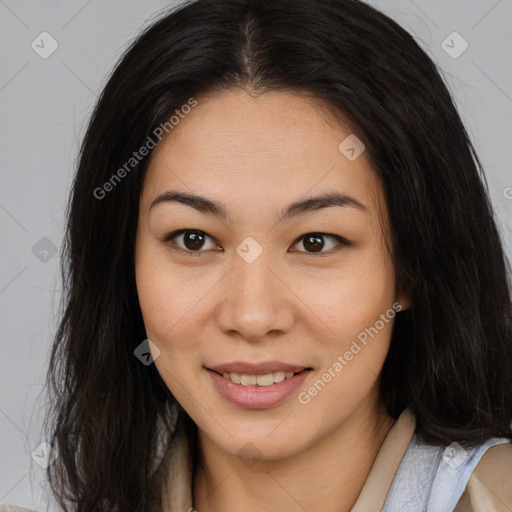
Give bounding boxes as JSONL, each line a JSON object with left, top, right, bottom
{"left": 1, "top": 0, "right": 511, "bottom": 509}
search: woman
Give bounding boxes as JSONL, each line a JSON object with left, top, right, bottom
{"left": 36, "top": 0, "right": 512, "bottom": 511}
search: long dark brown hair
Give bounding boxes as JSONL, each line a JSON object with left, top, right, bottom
{"left": 42, "top": 0, "right": 512, "bottom": 509}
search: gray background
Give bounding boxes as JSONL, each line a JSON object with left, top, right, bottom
{"left": 1, "top": 0, "right": 511, "bottom": 509}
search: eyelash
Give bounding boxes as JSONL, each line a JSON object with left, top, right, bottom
{"left": 160, "top": 229, "right": 351, "bottom": 257}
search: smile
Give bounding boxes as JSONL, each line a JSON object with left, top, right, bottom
{"left": 207, "top": 367, "right": 313, "bottom": 408}
{"left": 218, "top": 370, "right": 298, "bottom": 386}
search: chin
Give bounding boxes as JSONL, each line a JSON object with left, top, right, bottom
{"left": 197, "top": 414, "right": 316, "bottom": 462}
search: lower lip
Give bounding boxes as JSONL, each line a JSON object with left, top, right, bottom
{"left": 207, "top": 368, "right": 312, "bottom": 409}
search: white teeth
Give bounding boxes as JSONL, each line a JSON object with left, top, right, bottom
{"left": 221, "top": 370, "right": 300, "bottom": 386}
{"left": 256, "top": 374, "right": 274, "bottom": 386}
{"left": 240, "top": 374, "right": 257, "bottom": 386}
{"left": 230, "top": 373, "right": 241, "bottom": 384}
{"left": 273, "top": 371, "right": 286, "bottom": 383}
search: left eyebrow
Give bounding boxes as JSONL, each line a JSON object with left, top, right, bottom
{"left": 149, "top": 190, "right": 368, "bottom": 223}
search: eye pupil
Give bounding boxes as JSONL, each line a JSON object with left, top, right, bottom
{"left": 184, "top": 231, "right": 205, "bottom": 250}
{"left": 304, "top": 234, "right": 324, "bottom": 252}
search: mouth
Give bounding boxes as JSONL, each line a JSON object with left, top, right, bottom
{"left": 210, "top": 368, "right": 312, "bottom": 387}
{"left": 205, "top": 363, "right": 314, "bottom": 409}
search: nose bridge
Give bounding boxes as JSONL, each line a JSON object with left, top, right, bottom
{"left": 217, "top": 238, "right": 294, "bottom": 340}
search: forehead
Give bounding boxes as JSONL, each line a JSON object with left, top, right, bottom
{"left": 141, "top": 89, "right": 384, "bottom": 216}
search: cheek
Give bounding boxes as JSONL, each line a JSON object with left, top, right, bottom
{"left": 311, "top": 251, "right": 396, "bottom": 336}
{"left": 305, "top": 270, "right": 396, "bottom": 413}
{"left": 136, "top": 235, "right": 190, "bottom": 333}
{"left": 135, "top": 259, "right": 170, "bottom": 338}
{"left": 135, "top": 245, "right": 204, "bottom": 401}
{"left": 135, "top": 239, "right": 212, "bottom": 363}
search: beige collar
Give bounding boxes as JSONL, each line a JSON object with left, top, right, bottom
{"left": 151, "top": 407, "right": 416, "bottom": 511}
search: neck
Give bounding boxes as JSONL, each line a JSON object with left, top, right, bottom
{"left": 192, "top": 397, "right": 396, "bottom": 512}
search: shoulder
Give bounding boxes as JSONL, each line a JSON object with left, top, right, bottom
{"left": 454, "top": 442, "right": 512, "bottom": 511}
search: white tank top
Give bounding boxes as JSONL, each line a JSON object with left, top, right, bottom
{"left": 382, "top": 432, "right": 511, "bottom": 511}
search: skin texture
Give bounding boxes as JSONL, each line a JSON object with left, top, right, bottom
{"left": 135, "top": 88, "right": 410, "bottom": 512}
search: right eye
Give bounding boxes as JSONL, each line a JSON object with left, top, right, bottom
{"left": 161, "top": 229, "right": 221, "bottom": 255}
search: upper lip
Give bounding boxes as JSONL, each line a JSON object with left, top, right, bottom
{"left": 207, "top": 361, "right": 311, "bottom": 375}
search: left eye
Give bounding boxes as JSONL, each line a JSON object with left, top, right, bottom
{"left": 291, "top": 232, "right": 349, "bottom": 254}
{"left": 161, "top": 230, "right": 349, "bottom": 256}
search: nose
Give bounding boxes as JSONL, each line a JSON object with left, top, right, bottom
{"left": 216, "top": 245, "right": 295, "bottom": 343}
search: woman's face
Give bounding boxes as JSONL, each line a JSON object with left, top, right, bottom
{"left": 135, "top": 88, "right": 407, "bottom": 460}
